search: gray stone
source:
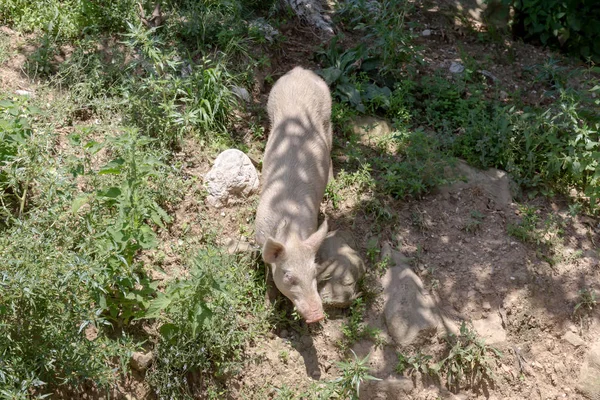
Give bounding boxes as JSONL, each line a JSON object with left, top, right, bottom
{"left": 204, "top": 149, "right": 259, "bottom": 208}
{"left": 316, "top": 230, "right": 366, "bottom": 308}
{"left": 381, "top": 243, "right": 457, "bottom": 346}
{"left": 14, "top": 89, "right": 33, "bottom": 97}
{"left": 231, "top": 86, "right": 251, "bottom": 103}
{"left": 422, "top": 29, "right": 432, "bottom": 36}
{"left": 359, "top": 377, "right": 413, "bottom": 400}
{"left": 130, "top": 351, "right": 153, "bottom": 372}
{"left": 578, "top": 341, "right": 600, "bottom": 399}
{"left": 437, "top": 159, "right": 512, "bottom": 210}
{"left": 351, "top": 116, "right": 393, "bottom": 144}
{"left": 563, "top": 331, "right": 586, "bottom": 348}
{"left": 450, "top": 62, "right": 465, "bottom": 74}
{"left": 472, "top": 312, "right": 507, "bottom": 345}
{"left": 479, "top": 69, "right": 499, "bottom": 83}
{"left": 249, "top": 18, "right": 280, "bottom": 42}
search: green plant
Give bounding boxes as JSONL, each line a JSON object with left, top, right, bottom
{"left": 71, "top": 129, "right": 171, "bottom": 323}
{"left": 502, "top": 0, "right": 600, "bottom": 62}
{"left": 325, "top": 180, "right": 343, "bottom": 209}
{"left": 330, "top": 350, "right": 380, "bottom": 400}
{"left": 507, "top": 205, "right": 540, "bottom": 243}
{"left": 366, "top": 237, "right": 380, "bottom": 264}
{"left": 316, "top": 37, "right": 391, "bottom": 113}
{"left": 0, "top": 0, "right": 138, "bottom": 39}
{"left": 334, "top": 0, "right": 415, "bottom": 76}
{"left": 396, "top": 351, "right": 436, "bottom": 377}
{"left": 374, "top": 255, "right": 391, "bottom": 277}
{"left": 462, "top": 210, "right": 485, "bottom": 233}
{"left": 0, "top": 98, "right": 41, "bottom": 222}
{"left": 574, "top": 287, "right": 597, "bottom": 314}
{"left": 434, "top": 322, "right": 501, "bottom": 392}
{"left": 120, "top": 22, "right": 237, "bottom": 148}
{"left": 338, "top": 298, "right": 381, "bottom": 351}
{"left": 274, "top": 384, "right": 296, "bottom": 400}
{"left": 365, "top": 0, "right": 415, "bottom": 76}
{"left": 0, "top": 119, "right": 146, "bottom": 396}
{"left": 146, "top": 249, "right": 269, "bottom": 398}
{"left": 375, "top": 128, "right": 451, "bottom": 199}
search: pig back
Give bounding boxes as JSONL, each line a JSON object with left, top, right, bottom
{"left": 255, "top": 67, "right": 332, "bottom": 245}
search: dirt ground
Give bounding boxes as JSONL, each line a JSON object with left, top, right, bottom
{"left": 1, "top": 1, "right": 599, "bottom": 399}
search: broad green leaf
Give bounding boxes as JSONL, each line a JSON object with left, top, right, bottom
{"left": 72, "top": 195, "right": 90, "bottom": 214}
{"left": 99, "top": 158, "right": 125, "bottom": 175}
{"left": 138, "top": 225, "right": 157, "bottom": 249}
{"left": 84, "top": 140, "right": 104, "bottom": 154}
{"left": 317, "top": 67, "right": 343, "bottom": 85}
{"left": 144, "top": 295, "right": 172, "bottom": 318}
{"left": 97, "top": 187, "right": 121, "bottom": 198}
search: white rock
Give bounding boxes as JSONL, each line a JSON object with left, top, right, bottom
{"left": 578, "top": 340, "right": 600, "bottom": 399}
{"left": 422, "top": 29, "right": 432, "bottom": 36}
{"left": 231, "top": 86, "right": 251, "bottom": 103}
{"left": 449, "top": 61, "right": 465, "bottom": 74}
{"left": 15, "top": 89, "right": 33, "bottom": 97}
{"left": 204, "top": 149, "right": 259, "bottom": 208}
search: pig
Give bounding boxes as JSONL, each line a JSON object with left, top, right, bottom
{"left": 255, "top": 66, "right": 333, "bottom": 324}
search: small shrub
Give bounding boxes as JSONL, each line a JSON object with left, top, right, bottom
{"left": 434, "top": 322, "right": 501, "bottom": 392}
{"left": 375, "top": 128, "right": 451, "bottom": 199}
{"left": 0, "top": 0, "right": 137, "bottom": 39}
{"left": 316, "top": 37, "right": 392, "bottom": 113}
{"left": 330, "top": 350, "right": 380, "bottom": 400}
{"left": 0, "top": 98, "right": 41, "bottom": 222}
{"left": 146, "top": 249, "right": 269, "bottom": 398}
{"left": 338, "top": 298, "right": 382, "bottom": 351}
{"left": 396, "top": 351, "right": 436, "bottom": 377}
{"left": 120, "top": 23, "right": 238, "bottom": 148}
{"left": 504, "top": 0, "right": 600, "bottom": 62}
{"left": 574, "top": 287, "right": 597, "bottom": 314}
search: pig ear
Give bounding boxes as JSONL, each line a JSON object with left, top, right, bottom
{"left": 263, "top": 237, "right": 286, "bottom": 264}
{"left": 303, "top": 219, "right": 328, "bottom": 251}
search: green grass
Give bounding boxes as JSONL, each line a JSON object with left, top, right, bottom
{"left": 337, "top": 298, "right": 384, "bottom": 352}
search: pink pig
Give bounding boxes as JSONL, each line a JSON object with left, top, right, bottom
{"left": 255, "top": 66, "right": 333, "bottom": 324}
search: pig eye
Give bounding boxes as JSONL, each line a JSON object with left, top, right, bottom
{"left": 283, "top": 272, "right": 297, "bottom": 285}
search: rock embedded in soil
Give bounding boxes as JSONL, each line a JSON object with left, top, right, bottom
{"left": 316, "top": 230, "right": 365, "bottom": 308}
{"left": 380, "top": 243, "right": 457, "bottom": 346}
{"left": 472, "top": 312, "right": 507, "bottom": 345}
{"left": 359, "top": 376, "right": 413, "bottom": 400}
{"left": 203, "top": 149, "right": 259, "bottom": 208}
{"left": 449, "top": 61, "right": 465, "bottom": 74}
{"left": 130, "top": 351, "right": 153, "bottom": 372}
{"left": 231, "top": 86, "right": 251, "bottom": 103}
{"left": 437, "top": 159, "right": 512, "bottom": 210}
{"left": 563, "top": 331, "right": 586, "bottom": 348}
{"left": 351, "top": 116, "right": 393, "bottom": 145}
{"left": 578, "top": 340, "right": 600, "bottom": 399}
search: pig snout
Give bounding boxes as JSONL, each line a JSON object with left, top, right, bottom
{"left": 294, "top": 296, "right": 325, "bottom": 324}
